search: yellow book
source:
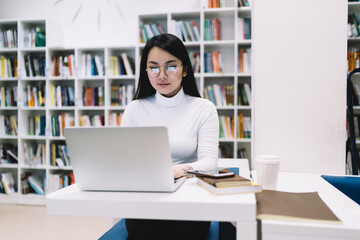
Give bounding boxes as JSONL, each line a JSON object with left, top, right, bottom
{"left": 9, "top": 115, "right": 17, "bottom": 136}
{"left": 13, "top": 59, "right": 17, "bottom": 77}
{"left": 51, "top": 143, "right": 56, "bottom": 166}
{"left": 0, "top": 56, "right": 5, "bottom": 77}
{"left": 50, "top": 84, "right": 55, "bottom": 107}
{"left": 239, "top": 113, "right": 244, "bottom": 139}
{"left": 79, "top": 115, "right": 84, "bottom": 126}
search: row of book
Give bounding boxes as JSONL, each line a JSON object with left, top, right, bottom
{"left": 50, "top": 143, "right": 70, "bottom": 167}
{"left": 51, "top": 54, "right": 75, "bottom": 77}
{"left": 219, "top": 114, "right": 251, "bottom": 139}
{"left": 238, "top": 83, "right": 251, "bottom": 106}
{"left": 24, "top": 142, "right": 46, "bottom": 166}
{"left": 109, "top": 54, "right": 134, "bottom": 76}
{"left": 23, "top": 84, "right": 45, "bottom": 107}
{"left": 238, "top": 0, "right": 252, "bottom": 7}
{"left": 204, "top": 84, "right": 235, "bottom": 107}
{"left": 20, "top": 173, "right": 44, "bottom": 195}
{"left": 0, "top": 115, "right": 17, "bottom": 136}
{"left": 46, "top": 172, "right": 74, "bottom": 194}
{"left": 206, "top": 0, "right": 226, "bottom": 8}
{"left": 205, "top": 82, "right": 251, "bottom": 108}
{"left": 80, "top": 54, "right": 104, "bottom": 76}
{"left": 50, "top": 113, "right": 75, "bottom": 137}
{"left": 348, "top": 47, "right": 360, "bottom": 72}
{"left": 238, "top": 18, "right": 251, "bottom": 40}
{"left": 171, "top": 20, "right": 200, "bottom": 42}
{"left": 204, "top": 18, "right": 221, "bottom": 41}
{"left": 0, "top": 56, "right": 18, "bottom": 78}
{"left": 238, "top": 113, "right": 251, "bottom": 138}
{"left": 79, "top": 115, "right": 104, "bottom": 127}
{"left": 0, "top": 28, "right": 17, "bottom": 48}
{"left": 348, "top": 14, "right": 360, "bottom": 38}
{"left": 110, "top": 84, "right": 134, "bottom": 106}
{"left": 204, "top": 51, "right": 223, "bottom": 73}
{"left": 139, "top": 22, "right": 165, "bottom": 43}
{"left": 23, "top": 27, "right": 45, "bottom": 48}
{"left": 49, "top": 84, "right": 75, "bottom": 107}
{"left": 83, "top": 86, "right": 104, "bottom": 107}
{"left": 238, "top": 48, "right": 251, "bottom": 73}
{"left": 24, "top": 55, "right": 46, "bottom": 77}
{"left": 0, "top": 86, "right": 17, "bottom": 107}
{"left": 0, "top": 172, "right": 17, "bottom": 195}
{"left": 108, "top": 112, "right": 123, "bottom": 126}
{"left": 189, "top": 51, "right": 200, "bottom": 73}
{"left": 28, "top": 115, "right": 46, "bottom": 136}
{"left": 0, "top": 144, "right": 18, "bottom": 164}
{"left": 219, "top": 144, "right": 233, "bottom": 158}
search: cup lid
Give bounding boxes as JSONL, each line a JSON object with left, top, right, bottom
{"left": 255, "top": 155, "right": 280, "bottom": 164}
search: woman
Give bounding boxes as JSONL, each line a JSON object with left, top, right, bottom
{"left": 121, "top": 33, "right": 219, "bottom": 240}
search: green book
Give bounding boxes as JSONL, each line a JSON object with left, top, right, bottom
{"left": 35, "top": 27, "right": 46, "bottom": 47}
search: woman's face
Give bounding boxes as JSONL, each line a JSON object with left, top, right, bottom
{"left": 146, "top": 46, "right": 186, "bottom": 98}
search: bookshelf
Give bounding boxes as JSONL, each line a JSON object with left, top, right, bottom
{"left": 137, "top": 0, "right": 253, "bottom": 165}
{"left": 348, "top": 2, "right": 360, "bottom": 174}
{"left": 0, "top": 0, "right": 252, "bottom": 205}
{"left": 0, "top": 19, "right": 137, "bottom": 205}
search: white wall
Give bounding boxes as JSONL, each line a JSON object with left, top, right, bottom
{"left": 0, "top": 0, "right": 200, "bottom": 47}
{"left": 253, "top": 0, "right": 347, "bottom": 174}
{"left": 0, "top": 0, "right": 348, "bottom": 174}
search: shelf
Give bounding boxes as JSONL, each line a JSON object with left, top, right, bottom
{"left": 0, "top": 77, "right": 18, "bottom": 81}
{"left": 0, "top": 48, "right": 17, "bottom": 53}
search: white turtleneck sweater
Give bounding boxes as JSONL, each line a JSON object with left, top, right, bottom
{"left": 121, "top": 88, "right": 219, "bottom": 172}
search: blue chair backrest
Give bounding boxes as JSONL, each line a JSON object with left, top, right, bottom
{"left": 321, "top": 175, "right": 360, "bottom": 205}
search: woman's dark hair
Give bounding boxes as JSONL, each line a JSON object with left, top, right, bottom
{"left": 134, "top": 33, "right": 201, "bottom": 99}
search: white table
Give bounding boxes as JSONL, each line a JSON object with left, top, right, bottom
{"left": 46, "top": 159, "right": 257, "bottom": 240}
{"left": 259, "top": 172, "right": 360, "bottom": 240}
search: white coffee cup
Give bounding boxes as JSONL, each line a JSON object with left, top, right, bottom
{"left": 254, "top": 155, "right": 280, "bottom": 190}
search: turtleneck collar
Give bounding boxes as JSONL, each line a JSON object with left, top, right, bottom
{"left": 155, "top": 87, "right": 186, "bottom": 107}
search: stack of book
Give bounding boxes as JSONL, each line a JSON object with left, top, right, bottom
{"left": 0, "top": 56, "right": 17, "bottom": 77}
{"left": 50, "top": 143, "right": 70, "bottom": 167}
{"left": 204, "top": 18, "right": 221, "bottom": 41}
{"left": 0, "top": 27, "right": 18, "bottom": 48}
{"left": 0, "top": 172, "right": 17, "bottom": 194}
{"left": 80, "top": 54, "right": 104, "bottom": 76}
{"left": 171, "top": 20, "right": 200, "bottom": 42}
{"left": 24, "top": 55, "right": 46, "bottom": 77}
{"left": 51, "top": 54, "right": 75, "bottom": 77}
{"left": 204, "top": 51, "right": 223, "bottom": 73}
{"left": 23, "top": 84, "right": 45, "bottom": 107}
{"left": 0, "top": 86, "right": 17, "bottom": 107}
{"left": 0, "top": 115, "right": 17, "bottom": 136}
{"left": 140, "top": 22, "right": 165, "bottom": 43}
{"left": 195, "top": 168, "right": 261, "bottom": 195}
{"left": 109, "top": 53, "right": 134, "bottom": 76}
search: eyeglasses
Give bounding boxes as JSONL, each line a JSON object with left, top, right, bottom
{"left": 146, "top": 64, "right": 182, "bottom": 78}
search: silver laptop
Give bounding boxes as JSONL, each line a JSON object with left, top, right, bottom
{"left": 63, "top": 126, "right": 186, "bottom": 192}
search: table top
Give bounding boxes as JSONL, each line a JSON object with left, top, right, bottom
{"left": 46, "top": 159, "right": 256, "bottom": 222}
{"left": 260, "top": 172, "right": 360, "bottom": 238}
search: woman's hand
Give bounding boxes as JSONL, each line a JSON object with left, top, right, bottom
{"left": 172, "top": 163, "right": 193, "bottom": 179}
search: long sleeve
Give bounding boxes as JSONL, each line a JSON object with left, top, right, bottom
{"left": 190, "top": 102, "right": 219, "bottom": 172}
{"left": 120, "top": 89, "right": 219, "bottom": 172}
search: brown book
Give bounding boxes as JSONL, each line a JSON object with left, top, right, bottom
{"left": 256, "top": 190, "right": 341, "bottom": 224}
{"left": 199, "top": 169, "right": 252, "bottom": 187}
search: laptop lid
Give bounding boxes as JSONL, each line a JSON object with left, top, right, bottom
{"left": 64, "top": 126, "right": 184, "bottom": 192}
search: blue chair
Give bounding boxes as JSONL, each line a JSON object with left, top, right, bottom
{"left": 99, "top": 219, "right": 219, "bottom": 240}
{"left": 321, "top": 175, "right": 360, "bottom": 205}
